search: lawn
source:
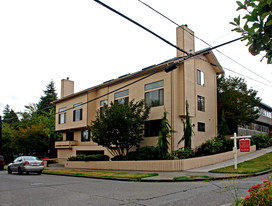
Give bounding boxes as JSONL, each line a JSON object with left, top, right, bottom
{"left": 44, "top": 169, "right": 158, "bottom": 180}
{"left": 173, "top": 176, "right": 211, "bottom": 180}
{"left": 210, "top": 152, "right": 272, "bottom": 174}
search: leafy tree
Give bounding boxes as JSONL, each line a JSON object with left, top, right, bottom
{"left": 1, "top": 123, "right": 14, "bottom": 163}
{"left": 37, "top": 80, "right": 57, "bottom": 111}
{"left": 91, "top": 100, "right": 150, "bottom": 157}
{"left": 217, "top": 75, "right": 261, "bottom": 134}
{"left": 231, "top": 0, "right": 272, "bottom": 63}
{"left": 157, "top": 111, "right": 175, "bottom": 159}
{"left": 178, "top": 100, "right": 193, "bottom": 148}
{"left": 217, "top": 110, "right": 230, "bottom": 138}
{"left": 11, "top": 123, "right": 49, "bottom": 156}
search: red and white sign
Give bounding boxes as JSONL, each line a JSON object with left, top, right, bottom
{"left": 240, "top": 139, "right": 250, "bottom": 152}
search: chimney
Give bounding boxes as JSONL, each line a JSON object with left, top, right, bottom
{"left": 61, "top": 77, "right": 74, "bottom": 98}
{"left": 176, "top": 25, "right": 195, "bottom": 57}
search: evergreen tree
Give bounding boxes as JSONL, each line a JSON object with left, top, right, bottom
{"left": 178, "top": 100, "right": 193, "bottom": 148}
{"left": 37, "top": 80, "right": 57, "bottom": 111}
{"left": 2, "top": 105, "right": 19, "bottom": 124}
{"left": 157, "top": 111, "right": 175, "bottom": 159}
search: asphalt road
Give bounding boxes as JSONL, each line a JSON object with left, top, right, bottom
{"left": 0, "top": 170, "right": 269, "bottom": 206}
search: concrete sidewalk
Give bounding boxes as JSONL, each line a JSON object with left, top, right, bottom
{"left": 46, "top": 146, "right": 272, "bottom": 182}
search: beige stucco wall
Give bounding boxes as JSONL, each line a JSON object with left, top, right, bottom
{"left": 55, "top": 94, "right": 88, "bottom": 131}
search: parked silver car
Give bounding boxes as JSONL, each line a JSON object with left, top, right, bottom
{"left": 8, "top": 156, "right": 45, "bottom": 175}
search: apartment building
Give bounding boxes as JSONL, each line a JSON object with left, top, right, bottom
{"left": 53, "top": 26, "right": 224, "bottom": 163}
{"left": 238, "top": 102, "right": 272, "bottom": 136}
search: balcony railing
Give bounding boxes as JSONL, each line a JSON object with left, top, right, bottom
{"left": 55, "top": 141, "right": 78, "bottom": 149}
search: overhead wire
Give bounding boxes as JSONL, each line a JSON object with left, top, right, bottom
{"left": 137, "top": 0, "right": 272, "bottom": 84}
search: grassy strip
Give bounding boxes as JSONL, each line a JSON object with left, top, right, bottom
{"left": 210, "top": 152, "right": 272, "bottom": 174}
{"left": 173, "top": 176, "right": 211, "bottom": 180}
{"left": 44, "top": 169, "right": 158, "bottom": 180}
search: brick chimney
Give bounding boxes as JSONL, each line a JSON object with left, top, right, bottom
{"left": 61, "top": 77, "right": 74, "bottom": 98}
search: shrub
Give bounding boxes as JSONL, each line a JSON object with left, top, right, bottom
{"left": 112, "top": 146, "right": 159, "bottom": 161}
{"left": 239, "top": 178, "right": 272, "bottom": 206}
{"left": 196, "top": 136, "right": 233, "bottom": 156}
{"left": 252, "top": 134, "right": 272, "bottom": 149}
{"left": 85, "top": 154, "right": 110, "bottom": 161}
{"left": 67, "top": 154, "right": 86, "bottom": 161}
{"left": 171, "top": 147, "right": 195, "bottom": 159}
{"left": 67, "top": 154, "right": 109, "bottom": 161}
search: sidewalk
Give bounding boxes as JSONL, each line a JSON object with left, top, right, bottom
{"left": 46, "top": 146, "right": 272, "bottom": 182}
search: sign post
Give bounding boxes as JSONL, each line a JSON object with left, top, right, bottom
{"left": 230, "top": 133, "right": 251, "bottom": 169}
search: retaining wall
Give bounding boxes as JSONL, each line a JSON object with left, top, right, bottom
{"left": 65, "top": 145, "right": 256, "bottom": 171}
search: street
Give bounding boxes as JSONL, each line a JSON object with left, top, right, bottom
{"left": 0, "top": 170, "right": 269, "bottom": 206}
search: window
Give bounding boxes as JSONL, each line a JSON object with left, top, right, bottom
{"left": 145, "top": 89, "right": 164, "bottom": 107}
{"left": 66, "top": 132, "right": 74, "bottom": 141}
{"left": 144, "top": 80, "right": 164, "bottom": 107}
{"left": 114, "top": 89, "right": 129, "bottom": 99}
{"left": 81, "top": 130, "right": 90, "bottom": 142}
{"left": 145, "top": 80, "right": 164, "bottom": 91}
{"left": 197, "top": 69, "right": 205, "bottom": 86}
{"left": 198, "top": 122, "right": 205, "bottom": 132}
{"left": 73, "top": 103, "right": 83, "bottom": 121}
{"left": 114, "top": 89, "right": 129, "bottom": 104}
{"left": 197, "top": 96, "right": 205, "bottom": 112}
{"left": 144, "top": 119, "right": 162, "bottom": 137}
{"left": 58, "top": 107, "right": 66, "bottom": 124}
{"left": 100, "top": 99, "right": 108, "bottom": 115}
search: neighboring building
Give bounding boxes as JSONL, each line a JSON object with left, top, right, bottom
{"left": 53, "top": 26, "right": 224, "bottom": 163}
{"left": 238, "top": 102, "right": 272, "bottom": 136}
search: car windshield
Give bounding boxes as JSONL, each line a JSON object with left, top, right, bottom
{"left": 24, "top": 157, "right": 38, "bottom": 161}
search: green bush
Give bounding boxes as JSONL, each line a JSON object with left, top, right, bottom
{"left": 252, "top": 134, "right": 272, "bottom": 149}
{"left": 67, "top": 154, "right": 109, "bottom": 161}
{"left": 196, "top": 136, "right": 233, "bottom": 156}
{"left": 85, "top": 154, "right": 110, "bottom": 161}
{"left": 112, "top": 146, "right": 159, "bottom": 161}
{"left": 171, "top": 147, "right": 195, "bottom": 159}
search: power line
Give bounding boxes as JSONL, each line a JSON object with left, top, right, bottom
{"left": 94, "top": 0, "right": 190, "bottom": 55}
{"left": 137, "top": 0, "right": 272, "bottom": 84}
{"left": 194, "top": 56, "right": 272, "bottom": 88}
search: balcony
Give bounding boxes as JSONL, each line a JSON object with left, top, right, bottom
{"left": 55, "top": 141, "right": 78, "bottom": 149}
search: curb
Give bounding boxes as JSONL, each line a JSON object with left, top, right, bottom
{"left": 43, "top": 169, "right": 271, "bottom": 182}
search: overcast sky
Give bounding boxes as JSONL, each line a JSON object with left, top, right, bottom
{"left": 0, "top": 0, "right": 271, "bottom": 116}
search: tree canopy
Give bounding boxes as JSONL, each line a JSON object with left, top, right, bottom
{"left": 91, "top": 100, "right": 150, "bottom": 157}
{"left": 231, "top": 0, "right": 272, "bottom": 63}
{"left": 217, "top": 75, "right": 261, "bottom": 134}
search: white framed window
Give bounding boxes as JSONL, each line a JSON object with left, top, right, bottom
{"left": 197, "top": 69, "right": 205, "bottom": 86}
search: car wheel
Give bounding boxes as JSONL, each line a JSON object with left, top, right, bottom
{"left": 18, "top": 167, "right": 23, "bottom": 175}
{"left": 8, "top": 167, "right": 12, "bottom": 174}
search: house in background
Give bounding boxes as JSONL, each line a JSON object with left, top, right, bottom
{"left": 238, "top": 102, "right": 272, "bottom": 136}
{"left": 53, "top": 26, "right": 224, "bottom": 163}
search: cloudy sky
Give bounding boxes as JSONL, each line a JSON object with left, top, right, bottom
{"left": 0, "top": 0, "right": 271, "bottom": 116}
